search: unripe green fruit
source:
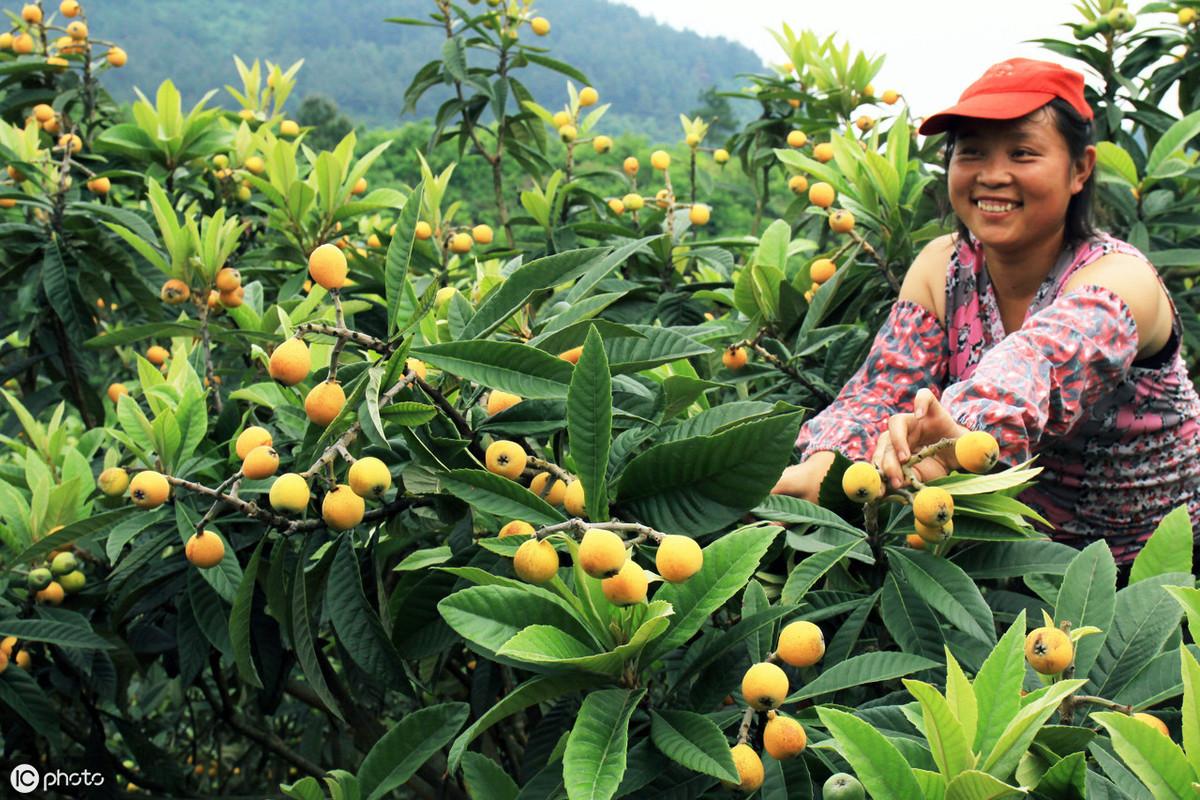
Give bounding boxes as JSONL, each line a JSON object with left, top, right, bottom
{"left": 50, "top": 551, "right": 78, "bottom": 576}
{"left": 823, "top": 773, "right": 865, "bottom": 800}
{"left": 59, "top": 569, "right": 86, "bottom": 593}
{"left": 27, "top": 568, "right": 52, "bottom": 591}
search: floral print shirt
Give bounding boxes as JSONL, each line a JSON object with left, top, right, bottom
{"left": 796, "top": 232, "right": 1200, "bottom": 561}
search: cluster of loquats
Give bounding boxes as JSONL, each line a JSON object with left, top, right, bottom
{"left": 0, "top": 634, "right": 33, "bottom": 673}
{"left": 722, "top": 620, "right": 829, "bottom": 792}
{"left": 604, "top": 144, "right": 713, "bottom": 227}
{"left": 839, "top": 429, "right": 999, "bottom": 551}
{"left": 22, "top": 545, "right": 88, "bottom": 607}
{"left": 1, "top": 1, "right": 126, "bottom": 68}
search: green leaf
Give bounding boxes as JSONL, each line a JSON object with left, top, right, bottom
{"left": 1092, "top": 711, "right": 1194, "bottom": 799}
{"left": 15, "top": 508, "right": 132, "bottom": 565}
{"left": 603, "top": 325, "right": 712, "bottom": 374}
{"left": 1146, "top": 109, "right": 1200, "bottom": 180}
{"left": 1129, "top": 505, "right": 1193, "bottom": 584}
{"left": 440, "top": 469, "right": 566, "bottom": 526}
{"left": 888, "top": 548, "right": 995, "bottom": 645}
{"left": 617, "top": 412, "right": 803, "bottom": 535}
{"left": 1054, "top": 540, "right": 1116, "bottom": 679}
{"left": 498, "top": 602, "right": 670, "bottom": 676}
{"left": 460, "top": 753, "right": 518, "bottom": 800}
{"left": 972, "top": 613, "right": 1027, "bottom": 757}
{"left": 290, "top": 538, "right": 343, "bottom": 722}
{"left": 1166, "top": 586, "right": 1200, "bottom": 644}
{"left": 446, "top": 673, "right": 597, "bottom": 772}
{"left": 229, "top": 538, "right": 266, "bottom": 689}
{"left": 563, "top": 688, "right": 644, "bottom": 800}
{"left": 944, "top": 770, "right": 1024, "bottom": 800}
{"left": 568, "top": 326, "right": 612, "bottom": 523}
{"left": 817, "top": 706, "right": 924, "bottom": 800}
{"left": 359, "top": 702, "right": 470, "bottom": 800}
{"left": 411, "top": 340, "right": 574, "bottom": 399}
{"left": 644, "top": 523, "right": 781, "bottom": 662}
{"left": 789, "top": 651, "right": 940, "bottom": 702}
{"left": 904, "top": 680, "right": 975, "bottom": 780}
{"left": 945, "top": 648, "right": 979, "bottom": 748}
{"left": 649, "top": 710, "right": 740, "bottom": 783}
{"left": 328, "top": 534, "right": 405, "bottom": 684}
{"left": 386, "top": 180, "right": 423, "bottom": 336}
{"left": 438, "top": 584, "right": 594, "bottom": 661}
{"left": 754, "top": 493, "right": 866, "bottom": 538}
{"left": 1180, "top": 646, "right": 1200, "bottom": 781}
{"left": 1095, "top": 142, "right": 1139, "bottom": 186}
{"left": 0, "top": 618, "right": 114, "bottom": 650}
{"left": 0, "top": 666, "right": 60, "bottom": 744}
{"left": 1090, "top": 574, "right": 1187, "bottom": 701}
{"left": 981, "top": 679, "right": 1086, "bottom": 779}
{"left": 1033, "top": 752, "right": 1088, "bottom": 799}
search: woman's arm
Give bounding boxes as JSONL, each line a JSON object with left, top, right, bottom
{"left": 939, "top": 282, "right": 1141, "bottom": 462}
{"left": 793, "top": 236, "right": 953, "bottom": 462}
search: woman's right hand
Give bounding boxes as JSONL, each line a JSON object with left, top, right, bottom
{"left": 771, "top": 450, "right": 837, "bottom": 504}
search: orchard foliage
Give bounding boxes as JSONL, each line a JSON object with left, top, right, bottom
{"left": 0, "top": 0, "right": 1197, "bottom": 798}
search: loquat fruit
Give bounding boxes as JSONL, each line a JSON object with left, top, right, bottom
{"left": 59, "top": 569, "right": 86, "bottom": 593}
{"left": 36, "top": 581, "right": 65, "bottom": 605}
{"left": 650, "top": 150, "right": 670, "bottom": 170}
{"left": 882, "top": 89, "right": 899, "bottom": 105}
{"left": 235, "top": 426, "right": 272, "bottom": 459}
{"left": 471, "top": 224, "right": 493, "bottom": 244}
{"left": 824, "top": 773, "right": 865, "bottom": 799}
{"left": 828, "top": 209, "right": 856, "bottom": 233}
{"left": 579, "top": 86, "right": 599, "bottom": 106}
{"left": 107, "top": 383, "right": 128, "bottom": 404}
{"left": 813, "top": 142, "right": 834, "bottom": 162}
{"left": 1132, "top": 712, "right": 1170, "bottom": 737}
{"left": 498, "top": 520, "right": 535, "bottom": 538}
{"left": 552, "top": 110, "right": 571, "bottom": 129}
{"left": 13, "top": 649, "right": 30, "bottom": 669}
{"left": 622, "top": 192, "right": 644, "bottom": 211}
{"left": 713, "top": 148, "right": 730, "bottom": 164}
{"left": 655, "top": 534, "right": 703, "bottom": 583}
{"left": 808, "top": 181, "right": 835, "bottom": 208}
{"left": 593, "top": 135, "right": 613, "bottom": 154}
{"left": 530, "top": 471, "right": 567, "bottom": 505}
{"left": 160, "top": 278, "right": 191, "bottom": 304}
{"left": 742, "top": 661, "right": 788, "bottom": 710}
{"left": 221, "top": 285, "right": 245, "bottom": 308}
{"left": 601, "top": 559, "right": 647, "bottom": 605}
{"left": 415, "top": 220, "right": 433, "bottom": 240}
{"left": 906, "top": 532, "right": 927, "bottom": 549}
{"left": 722, "top": 345, "right": 747, "bottom": 370}
{"left": 66, "top": 20, "right": 87, "bottom": 40}
{"left": 689, "top": 204, "right": 710, "bottom": 225}
{"left": 855, "top": 115, "right": 874, "bottom": 132}
{"left": 788, "top": 174, "right": 809, "bottom": 195}
{"left": 87, "top": 176, "right": 110, "bottom": 194}
{"left": 1024, "top": 625, "right": 1073, "bottom": 675}
{"left": 59, "top": 0, "right": 80, "bottom": 16}
{"left": 685, "top": 133, "right": 700, "bottom": 147}
{"left": 130, "top": 471, "right": 170, "bottom": 508}
{"left": 777, "top": 620, "right": 825, "bottom": 667}
{"left": 722, "top": 744, "right": 764, "bottom": 792}
{"left": 559, "top": 124, "right": 578, "bottom": 142}
{"left": 607, "top": 198, "right": 625, "bottom": 215}
{"left": 955, "top": 430, "right": 999, "bottom": 473}
{"left": 268, "top": 339, "right": 311, "bottom": 386}
{"left": 810, "top": 258, "right": 837, "bottom": 283}
{"left": 280, "top": 119, "right": 300, "bottom": 137}
{"left": 21, "top": 4, "right": 42, "bottom": 24}
{"left": 842, "top": 461, "right": 883, "bottom": 503}
{"left": 146, "top": 345, "right": 169, "bottom": 366}
{"left": 559, "top": 345, "right": 584, "bottom": 364}
{"left": 786, "top": 130, "right": 807, "bottom": 148}
{"left": 51, "top": 551, "right": 77, "bottom": 576}
{"left": 215, "top": 267, "right": 241, "bottom": 292}
{"left": 406, "top": 358, "right": 427, "bottom": 380}
{"left": 98, "top": 466, "right": 130, "bottom": 497}
{"left": 269, "top": 473, "right": 311, "bottom": 514}
{"left": 531, "top": 16, "right": 550, "bottom": 35}
{"left": 449, "top": 232, "right": 473, "bottom": 254}
{"left": 352, "top": 177, "right": 367, "bottom": 195}
{"left": 58, "top": 133, "right": 82, "bottom": 154}
{"left": 563, "top": 480, "right": 586, "bottom": 517}
{"left": 308, "top": 243, "right": 348, "bottom": 290}
{"left": 485, "top": 440, "right": 527, "bottom": 480}
{"left": 623, "top": 156, "right": 639, "bottom": 175}
{"left": 655, "top": 188, "right": 671, "bottom": 208}
{"left": 578, "top": 529, "right": 626, "bottom": 578}
{"left": 322, "top": 484, "right": 365, "bottom": 530}
{"left": 26, "top": 568, "right": 52, "bottom": 591}
{"left": 304, "top": 380, "right": 346, "bottom": 427}
{"left": 242, "top": 445, "right": 280, "bottom": 480}
{"left": 763, "top": 711, "right": 807, "bottom": 760}
{"left": 915, "top": 517, "right": 952, "bottom": 543}
{"left": 33, "top": 103, "right": 54, "bottom": 123}
{"left": 0, "top": 32, "right": 11, "bottom": 49}
{"left": 0, "top": 636, "right": 14, "bottom": 657}
{"left": 12, "top": 34, "right": 34, "bottom": 55}
{"left": 486, "top": 389, "right": 522, "bottom": 415}
{"left": 913, "top": 486, "right": 953, "bottom": 527}
{"left": 106, "top": 46, "right": 127, "bottom": 67}
{"left": 348, "top": 456, "right": 392, "bottom": 499}
{"left": 514, "top": 538, "right": 558, "bottom": 583}
{"left": 186, "top": 530, "right": 225, "bottom": 569}
{"left": 243, "top": 155, "right": 265, "bottom": 175}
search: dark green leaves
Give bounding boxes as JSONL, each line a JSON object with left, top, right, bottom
{"left": 568, "top": 326, "right": 612, "bottom": 521}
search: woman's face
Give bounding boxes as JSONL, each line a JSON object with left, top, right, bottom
{"left": 947, "top": 108, "right": 1095, "bottom": 254}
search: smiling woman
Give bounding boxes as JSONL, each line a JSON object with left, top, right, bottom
{"left": 772, "top": 58, "right": 1200, "bottom": 564}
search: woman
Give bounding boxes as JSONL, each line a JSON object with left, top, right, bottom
{"left": 772, "top": 58, "right": 1200, "bottom": 562}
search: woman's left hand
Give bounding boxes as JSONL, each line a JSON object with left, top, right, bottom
{"left": 872, "top": 388, "right": 971, "bottom": 489}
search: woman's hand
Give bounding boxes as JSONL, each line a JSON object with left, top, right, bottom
{"left": 872, "top": 388, "right": 970, "bottom": 489}
{"left": 771, "top": 450, "right": 837, "bottom": 504}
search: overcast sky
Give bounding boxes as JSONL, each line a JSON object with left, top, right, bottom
{"left": 609, "top": 0, "right": 1176, "bottom": 119}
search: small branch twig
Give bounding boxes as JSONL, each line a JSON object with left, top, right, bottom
{"left": 900, "top": 436, "right": 955, "bottom": 487}
{"left": 736, "top": 706, "right": 756, "bottom": 744}
{"left": 526, "top": 456, "right": 575, "bottom": 484}
{"left": 294, "top": 322, "right": 392, "bottom": 354}
{"left": 534, "top": 518, "right": 668, "bottom": 544}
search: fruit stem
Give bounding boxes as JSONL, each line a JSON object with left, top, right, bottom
{"left": 327, "top": 290, "right": 348, "bottom": 381}
{"left": 1073, "top": 695, "right": 1132, "bottom": 714}
{"left": 294, "top": 322, "right": 392, "bottom": 354}
{"left": 845, "top": 225, "right": 900, "bottom": 292}
{"left": 732, "top": 333, "right": 833, "bottom": 403}
{"left": 525, "top": 455, "right": 575, "bottom": 483}
{"left": 198, "top": 299, "right": 223, "bottom": 414}
{"left": 900, "top": 436, "right": 956, "bottom": 487}
{"left": 736, "top": 706, "right": 756, "bottom": 745}
{"left": 534, "top": 518, "right": 667, "bottom": 544}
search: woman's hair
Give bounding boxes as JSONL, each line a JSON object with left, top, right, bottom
{"left": 942, "top": 97, "right": 1097, "bottom": 247}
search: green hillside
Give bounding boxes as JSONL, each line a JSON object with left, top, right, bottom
{"left": 85, "top": 0, "right": 764, "bottom": 135}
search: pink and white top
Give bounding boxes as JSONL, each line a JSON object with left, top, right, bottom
{"left": 796, "top": 232, "right": 1200, "bottom": 561}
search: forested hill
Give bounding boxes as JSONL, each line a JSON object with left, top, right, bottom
{"left": 85, "top": 0, "right": 765, "bottom": 134}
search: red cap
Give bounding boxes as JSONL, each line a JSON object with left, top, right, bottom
{"left": 918, "top": 58, "right": 1093, "bottom": 136}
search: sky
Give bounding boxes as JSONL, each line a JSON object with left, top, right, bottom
{"left": 608, "top": 0, "right": 1171, "bottom": 120}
